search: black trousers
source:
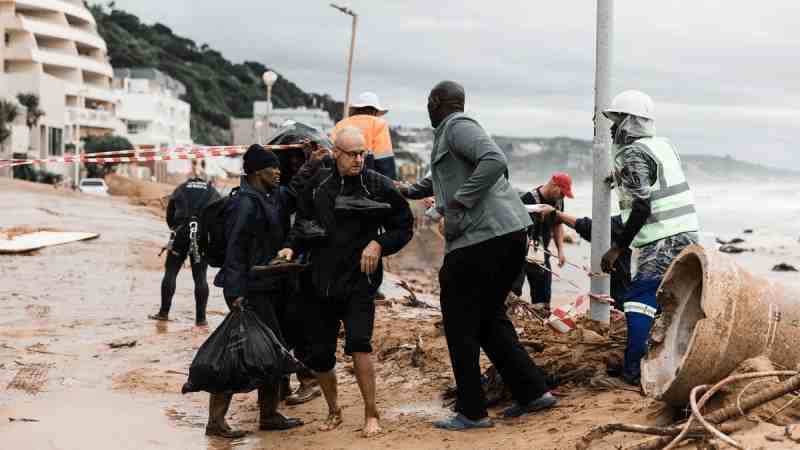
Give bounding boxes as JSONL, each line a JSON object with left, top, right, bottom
{"left": 511, "top": 257, "right": 553, "bottom": 306}
{"left": 160, "top": 251, "right": 209, "bottom": 323}
{"left": 282, "top": 273, "right": 315, "bottom": 379}
{"left": 439, "top": 230, "right": 549, "bottom": 420}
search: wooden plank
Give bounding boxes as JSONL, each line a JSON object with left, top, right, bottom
{"left": 0, "top": 231, "right": 99, "bottom": 254}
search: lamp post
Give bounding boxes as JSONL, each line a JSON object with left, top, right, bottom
{"left": 262, "top": 71, "right": 278, "bottom": 143}
{"left": 254, "top": 120, "right": 263, "bottom": 145}
{"left": 73, "top": 126, "right": 80, "bottom": 189}
{"left": 589, "top": 0, "right": 614, "bottom": 324}
{"left": 330, "top": 3, "right": 357, "bottom": 119}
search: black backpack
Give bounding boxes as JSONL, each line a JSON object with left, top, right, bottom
{"left": 197, "top": 189, "right": 237, "bottom": 268}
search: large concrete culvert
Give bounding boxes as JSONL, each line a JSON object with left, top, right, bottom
{"left": 641, "top": 245, "right": 800, "bottom": 406}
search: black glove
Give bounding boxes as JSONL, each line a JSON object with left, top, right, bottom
{"left": 601, "top": 246, "right": 624, "bottom": 273}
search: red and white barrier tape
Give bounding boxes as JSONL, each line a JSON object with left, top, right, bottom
{"left": 0, "top": 143, "right": 307, "bottom": 168}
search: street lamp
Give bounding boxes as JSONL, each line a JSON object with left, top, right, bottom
{"left": 254, "top": 120, "right": 263, "bottom": 145}
{"left": 73, "top": 87, "right": 89, "bottom": 188}
{"left": 262, "top": 70, "right": 278, "bottom": 143}
{"left": 330, "top": 3, "right": 357, "bottom": 119}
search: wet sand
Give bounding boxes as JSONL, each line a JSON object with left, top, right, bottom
{"left": 1, "top": 177, "right": 797, "bottom": 449}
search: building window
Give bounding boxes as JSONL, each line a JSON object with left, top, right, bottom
{"left": 127, "top": 121, "right": 148, "bottom": 135}
{"left": 49, "top": 128, "right": 63, "bottom": 157}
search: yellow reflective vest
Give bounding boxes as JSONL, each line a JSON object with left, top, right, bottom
{"left": 614, "top": 137, "right": 699, "bottom": 248}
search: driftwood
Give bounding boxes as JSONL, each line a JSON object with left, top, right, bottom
{"left": 396, "top": 280, "right": 436, "bottom": 309}
{"left": 592, "top": 375, "right": 800, "bottom": 450}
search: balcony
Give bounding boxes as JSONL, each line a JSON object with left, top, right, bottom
{"left": 66, "top": 106, "right": 120, "bottom": 131}
{"left": 33, "top": 48, "right": 113, "bottom": 77}
{"left": 65, "top": 83, "right": 117, "bottom": 103}
{"left": 5, "top": 15, "right": 107, "bottom": 51}
{"left": 14, "top": 0, "right": 96, "bottom": 25}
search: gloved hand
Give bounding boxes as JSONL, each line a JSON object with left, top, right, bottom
{"left": 601, "top": 246, "right": 624, "bottom": 273}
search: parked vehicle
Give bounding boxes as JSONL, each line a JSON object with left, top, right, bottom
{"left": 78, "top": 178, "right": 109, "bottom": 196}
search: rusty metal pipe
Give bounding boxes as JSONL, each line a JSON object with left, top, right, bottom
{"left": 641, "top": 245, "right": 800, "bottom": 405}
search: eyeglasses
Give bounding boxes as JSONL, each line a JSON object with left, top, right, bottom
{"left": 335, "top": 146, "right": 367, "bottom": 158}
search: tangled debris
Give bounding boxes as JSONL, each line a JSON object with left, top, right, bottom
{"left": 442, "top": 295, "right": 628, "bottom": 406}
{"left": 580, "top": 357, "right": 800, "bottom": 450}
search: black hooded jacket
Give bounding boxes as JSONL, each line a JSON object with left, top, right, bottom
{"left": 289, "top": 166, "right": 413, "bottom": 299}
{"left": 213, "top": 178, "right": 296, "bottom": 299}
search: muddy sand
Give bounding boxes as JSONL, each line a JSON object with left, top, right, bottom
{"left": 0, "top": 176, "right": 794, "bottom": 449}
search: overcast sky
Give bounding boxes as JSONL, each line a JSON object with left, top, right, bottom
{"left": 106, "top": 1, "right": 800, "bottom": 169}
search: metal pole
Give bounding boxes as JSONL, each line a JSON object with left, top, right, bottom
{"left": 266, "top": 84, "right": 272, "bottom": 141}
{"left": 590, "top": 0, "right": 614, "bottom": 323}
{"left": 343, "top": 13, "right": 358, "bottom": 119}
{"left": 74, "top": 126, "right": 80, "bottom": 188}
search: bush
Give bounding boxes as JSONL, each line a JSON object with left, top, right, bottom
{"left": 83, "top": 134, "right": 134, "bottom": 178}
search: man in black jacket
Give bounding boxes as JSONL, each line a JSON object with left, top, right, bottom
{"left": 150, "top": 168, "right": 220, "bottom": 326}
{"left": 537, "top": 206, "right": 632, "bottom": 308}
{"left": 206, "top": 145, "right": 303, "bottom": 438}
{"left": 284, "top": 127, "right": 413, "bottom": 437}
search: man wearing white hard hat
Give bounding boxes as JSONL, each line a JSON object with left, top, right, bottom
{"left": 331, "top": 92, "right": 397, "bottom": 180}
{"left": 600, "top": 90, "right": 700, "bottom": 386}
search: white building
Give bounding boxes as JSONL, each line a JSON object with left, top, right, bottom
{"left": 113, "top": 68, "right": 191, "bottom": 149}
{"left": 111, "top": 68, "right": 192, "bottom": 179}
{"left": 0, "top": 0, "right": 121, "bottom": 175}
{"left": 231, "top": 101, "right": 334, "bottom": 146}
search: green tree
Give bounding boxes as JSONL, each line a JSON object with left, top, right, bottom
{"left": 0, "top": 99, "right": 19, "bottom": 153}
{"left": 16, "top": 93, "right": 45, "bottom": 130}
{"left": 83, "top": 134, "right": 134, "bottom": 178}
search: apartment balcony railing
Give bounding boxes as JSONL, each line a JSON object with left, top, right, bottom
{"left": 66, "top": 107, "right": 120, "bottom": 130}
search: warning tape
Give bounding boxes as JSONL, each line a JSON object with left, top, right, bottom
{"left": 539, "top": 247, "right": 608, "bottom": 279}
{"left": 0, "top": 143, "right": 307, "bottom": 168}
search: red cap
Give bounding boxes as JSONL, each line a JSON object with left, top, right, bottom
{"left": 551, "top": 172, "right": 574, "bottom": 199}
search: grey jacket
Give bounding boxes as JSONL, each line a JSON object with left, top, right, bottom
{"left": 408, "top": 112, "right": 531, "bottom": 253}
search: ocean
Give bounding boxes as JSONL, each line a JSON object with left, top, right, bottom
{"left": 515, "top": 179, "right": 800, "bottom": 300}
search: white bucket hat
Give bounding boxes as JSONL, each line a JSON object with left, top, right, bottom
{"left": 350, "top": 92, "right": 388, "bottom": 115}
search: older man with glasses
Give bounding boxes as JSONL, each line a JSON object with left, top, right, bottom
{"left": 280, "top": 127, "right": 413, "bottom": 436}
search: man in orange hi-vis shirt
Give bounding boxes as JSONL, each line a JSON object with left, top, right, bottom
{"left": 331, "top": 92, "right": 397, "bottom": 180}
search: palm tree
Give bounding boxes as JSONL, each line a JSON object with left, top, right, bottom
{"left": 0, "top": 99, "right": 19, "bottom": 154}
{"left": 16, "top": 93, "right": 45, "bottom": 131}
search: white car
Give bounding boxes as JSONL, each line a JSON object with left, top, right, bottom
{"left": 78, "top": 178, "right": 109, "bottom": 196}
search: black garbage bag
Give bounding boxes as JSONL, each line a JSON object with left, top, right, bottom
{"left": 181, "top": 308, "right": 302, "bottom": 394}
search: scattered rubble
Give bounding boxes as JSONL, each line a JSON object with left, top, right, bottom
{"left": 108, "top": 339, "right": 137, "bottom": 349}
{"left": 772, "top": 263, "right": 798, "bottom": 272}
{"left": 718, "top": 244, "right": 752, "bottom": 254}
{"left": 715, "top": 237, "right": 745, "bottom": 245}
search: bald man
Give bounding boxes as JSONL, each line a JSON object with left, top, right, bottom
{"left": 282, "top": 127, "right": 413, "bottom": 436}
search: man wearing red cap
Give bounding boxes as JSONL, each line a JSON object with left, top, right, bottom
{"left": 515, "top": 172, "right": 574, "bottom": 313}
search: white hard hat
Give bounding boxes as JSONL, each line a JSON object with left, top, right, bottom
{"left": 350, "top": 92, "right": 388, "bottom": 114}
{"left": 603, "top": 90, "right": 655, "bottom": 120}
